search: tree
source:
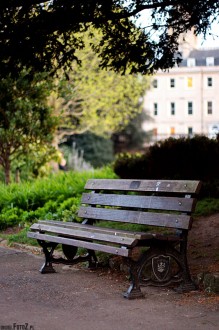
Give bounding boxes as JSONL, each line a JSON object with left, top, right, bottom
{"left": 64, "top": 132, "right": 114, "bottom": 168}
{"left": 0, "top": 1, "right": 218, "bottom": 78}
{"left": 48, "top": 29, "right": 149, "bottom": 142}
{"left": 0, "top": 72, "right": 58, "bottom": 184}
{"left": 112, "top": 112, "right": 150, "bottom": 153}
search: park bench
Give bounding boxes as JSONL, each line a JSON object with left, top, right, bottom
{"left": 27, "top": 179, "right": 202, "bottom": 299}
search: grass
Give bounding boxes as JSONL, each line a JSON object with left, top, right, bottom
{"left": 194, "top": 198, "right": 219, "bottom": 217}
{"left": 6, "top": 227, "right": 39, "bottom": 247}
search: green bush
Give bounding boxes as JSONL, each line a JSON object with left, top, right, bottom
{"left": 114, "top": 136, "right": 219, "bottom": 197}
{"left": 0, "top": 166, "right": 117, "bottom": 230}
{"left": 113, "top": 152, "right": 149, "bottom": 179}
{"left": 0, "top": 207, "right": 24, "bottom": 229}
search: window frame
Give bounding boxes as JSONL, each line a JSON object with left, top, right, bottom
{"left": 207, "top": 101, "right": 213, "bottom": 115}
{"left": 153, "top": 102, "right": 158, "bottom": 116}
{"left": 188, "top": 127, "right": 193, "bottom": 136}
{"left": 170, "top": 127, "right": 175, "bottom": 135}
{"left": 187, "top": 58, "right": 196, "bottom": 67}
{"left": 187, "top": 101, "right": 193, "bottom": 115}
{"left": 207, "top": 77, "right": 213, "bottom": 87}
{"left": 170, "top": 78, "right": 175, "bottom": 88}
{"left": 152, "top": 79, "right": 158, "bottom": 88}
{"left": 187, "top": 77, "right": 193, "bottom": 88}
{"left": 170, "top": 102, "right": 175, "bottom": 115}
{"left": 206, "top": 57, "right": 214, "bottom": 66}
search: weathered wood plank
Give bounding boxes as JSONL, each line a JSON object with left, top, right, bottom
{"left": 81, "top": 193, "right": 196, "bottom": 212}
{"left": 27, "top": 232, "right": 130, "bottom": 257}
{"left": 78, "top": 206, "right": 192, "bottom": 230}
{"left": 37, "top": 220, "right": 152, "bottom": 240}
{"left": 29, "top": 223, "right": 138, "bottom": 246}
{"left": 85, "top": 179, "right": 201, "bottom": 194}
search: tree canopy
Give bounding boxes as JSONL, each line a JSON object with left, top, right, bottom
{"left": 1, "top": 1, "right": 218, "bottom": 78}
{"left": 0, "top": 71, "right": 58, "bottom": 183}
{"left": 48, "top": 29, "right": 149, "bottom": 142}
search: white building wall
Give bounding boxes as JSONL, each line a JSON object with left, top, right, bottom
{"left": 143, "top": 63, "right": 219, "bottom": 142}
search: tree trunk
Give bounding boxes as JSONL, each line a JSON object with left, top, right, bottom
{"left": 15, "top": 167, "right": 20, "bottom": 183}
{"left": 4, "top": 157, "right": 11, "bottom": 185}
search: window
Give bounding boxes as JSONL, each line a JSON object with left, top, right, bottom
{"left": 187, "top": 77, "right": 193, "bottom": 88}
{"left": 152, "top": 79, "right": 158, "bottom": 88}
{"left": 206, "top": 57, "right": 214, "bottom": 66}
{"left": 188, "top": 127, "right": 193, "bottom": 136}
{"left": 170, "top": 127, "right": 175, "bottom": 135}
{"left": 170, "top": 102, "right": 175, "bottom": 115}
{"left": 170, "top": 78, "right": 175, "bottom": 88}
{"left": 187, "top": 58, "right": 196, "bottom": 67}
{"left": 207, "top": 101, "right": 213, "bottom": 115}
{"left": 188, "top": 102, "right": 193, "bottom": 115}
{"left": 153, "top": 103, "right": 158, "bottom": 116}
{"left": 207, "top": 77, "right": 213, "bottom": 87}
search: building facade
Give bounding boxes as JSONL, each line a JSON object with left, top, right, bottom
{"left": 143, "top": 48, "right": 219, "bottom": 142}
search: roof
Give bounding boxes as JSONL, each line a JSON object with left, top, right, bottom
{"left": 179, "top": 48, "right": 219, "bottom": 66}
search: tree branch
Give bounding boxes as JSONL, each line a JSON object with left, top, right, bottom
{"left": 0, "top": 0, "right": 48, "bottom": 9}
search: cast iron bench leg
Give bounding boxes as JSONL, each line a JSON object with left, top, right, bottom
{"left": 88, "top": 249, "right": 98, "bottom": 269}
{"left": 123, "top": 260, "right": 144, "bottom": 299}
{"left": 38, "top": 240, "right": 57, "bottom": 274}
{"left": 175, "top": 239, "right": 197, "bottom": 293}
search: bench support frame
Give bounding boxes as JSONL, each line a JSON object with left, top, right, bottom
{"left": 38, "top": 240, "right": 98, "bottom": 273}
{"left": 37, "top": 235, "right": 196, "bottom": 298}
{"left": 124, "top": 259, "right": 145, "bottom": 299}
{"left": 124, "top": 234, "right": 196, "bottom": 298}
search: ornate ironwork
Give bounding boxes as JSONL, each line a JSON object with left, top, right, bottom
{"left": 138, "top": 240, "right": 196, "bottom": 292}
{"left": 37, "top": 240, "right": 98, "bottom": 274}
{"left": 152, "top": 255, "right": 170, "bottom": 281}
{"left": 62, "top": 244, "right": 77, "bottom": 260}
{"left": 37, "top": 237, "right": 196, "bottom": 296}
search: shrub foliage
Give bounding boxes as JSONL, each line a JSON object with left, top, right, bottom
{"left": 114, "top": 136, "right": 219, "bottom": 198}
{"left": 0, "top": 167, "right": 116, "bottom": 230}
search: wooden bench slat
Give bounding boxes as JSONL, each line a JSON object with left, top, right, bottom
{"left": 37, "top": 220, "right": 150, "bottom": 240}
{"left": 30, "top": 221, "right": 182, "bottom": 242}
{"left": 85, "top": 179, "right": 201, "bottom": 194}
{"left": 81, "top": 193, "right": 196, "bottom": 212}
{"left": 78, "top": 206, "right": 192, "bottom": 230}
{"left": 29, "top": 223, "right": 138, "bottom": 246}
{"left": 27, "top": 232, "right": 131, "bottom": 257}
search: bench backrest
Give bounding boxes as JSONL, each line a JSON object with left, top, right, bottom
{"left": 78, "top": 179, "right": 202, "bottom": 231}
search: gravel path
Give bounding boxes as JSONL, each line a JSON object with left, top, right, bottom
{"left": 0, "top": 246, "right": 218, "bottom": 330}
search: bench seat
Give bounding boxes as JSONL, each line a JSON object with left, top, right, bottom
{"left": 28, "top": 220, "right": 182, "bottom": 258}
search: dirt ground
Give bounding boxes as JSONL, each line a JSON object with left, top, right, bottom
{"left": 0, "top": 214, "right": 219, "bottom": 330}
{"left": 188, "top": 213, "right": 219, "bottom": 275}
{"left": 0, "top": 246, "right": 218, "bottom": 330}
